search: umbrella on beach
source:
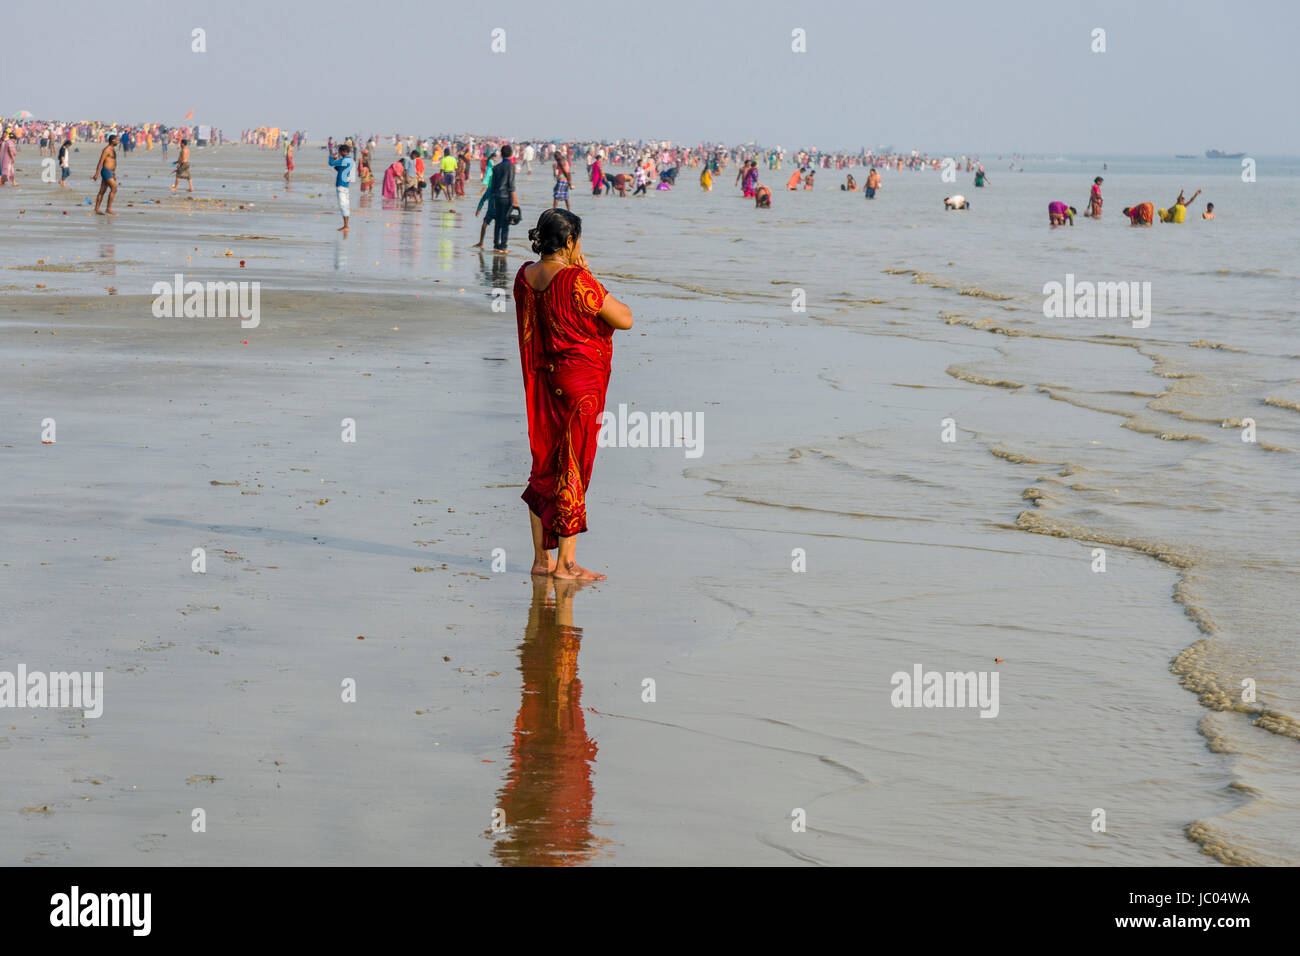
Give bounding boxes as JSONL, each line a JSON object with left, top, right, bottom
{"left": 14, "top": 110, "right": 33, "bottom": 119}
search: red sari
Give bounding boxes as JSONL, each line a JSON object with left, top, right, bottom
{"left": 515, "top": 264, "right": 613, "bottom": 548}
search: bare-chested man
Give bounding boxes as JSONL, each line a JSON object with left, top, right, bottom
{"left": 171, "top": 139, "right": 193, "bottom": 192}
{"left": 92, "top": 135, "right": 118, "bottom": 215}
{"left": 865, "top": 166, "right": 882, "bottom": 198}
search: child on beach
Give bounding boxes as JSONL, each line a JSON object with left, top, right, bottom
{"left": 328, "top": 142, "right": 355, "bottom": 232}
{"left": 440, "top": 149, "right": 458, "bottom": 201}
{"left": 58, "top": 138, "right": 72, "bottom": 188}
{"left": 472, "top": 157, "right": 496, "bottom": 248}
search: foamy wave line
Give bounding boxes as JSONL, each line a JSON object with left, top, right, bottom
{"left": 1013, "top": 509, "right": 1196, "bottom": 569}
{"left": 1013, "top": 507, "right": 1300, "bottom": 747}
{"left": 946, "top": 364, "right": 1024, "bottom": 389}
{"left": 1190, "top": 339, "right": 1246, "bottom": 352}
{"left": 959, "top": 287, "right": 1016, "bottom": 301}
{"left": 1183, "top": 820, "right": 1273, "bottom": 867}
{"left": 989, "top": 444, "right": 1051, "bottom": 465}
{"left": 1172, "top": 640, "right": 1300, "bottom": 741}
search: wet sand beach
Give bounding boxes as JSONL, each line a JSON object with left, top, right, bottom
{"left": 2, "top": 145, "right": 1297, "bottom": 865}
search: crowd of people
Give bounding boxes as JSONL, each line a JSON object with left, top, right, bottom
{"left": 0, "top": 118, "right": 1220, "bottom": 230}
{"left": 0, "top": 116, "right": 230, "bottom": 191}
{"left": 0, "top": 118, "right": 224, "bottom": 154}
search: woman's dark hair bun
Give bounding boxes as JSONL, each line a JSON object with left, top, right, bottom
{"left": 530, "top": 208, "right": 582, "bottom": 255}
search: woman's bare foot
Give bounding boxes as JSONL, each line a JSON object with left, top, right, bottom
{"left": 553, "top": 560, "right": 606, "bottom": 581}
{"left": 530, "top": 557, "right": 557, "bottom": 576}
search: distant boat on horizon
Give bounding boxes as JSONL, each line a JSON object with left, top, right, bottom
{"left": 1206, "top": 149, "right": 1246, "bottom": 159}
{"left": 1175, "top": 154, "right": 1196, "bottom": 159}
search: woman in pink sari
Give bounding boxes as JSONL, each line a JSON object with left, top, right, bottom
{"left": 0, "top": 133, "right": 18, "bottom": 186}
{"left": 1085, "top": 176, "right": 1103, "bottom": 218}
{"left": 590, "top": 153, "right": 603, "bottom": 196}
{"left": 514, "top": 209, "right": 634, "bottom": 580}
{"left": 381, "top": 160, "right": 401, "bottom": 199}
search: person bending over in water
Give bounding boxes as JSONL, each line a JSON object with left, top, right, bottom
{"left": 754, "top": 183, "right": 771, "bottom": 208}
{"left": 514, "top": 209, "right": 634, "bottom": 581}
{"left": 944, "top": 195, "right": 970, "bottom": 210}
{"left": 1203, "top": 202, "right": 1215, "bottom": 220}
{"left": 1048, "top": 201, "right": 1076, "bottom": 226}
{"left": 609, "top": 172, "right": 632, "bottom": 197}
{"left": 1123, "top": 202, "right": 1155, "bottom": 226}
{"left": 92, "top": 134, "right": 118, "bottom": 215}
{"left": 786, "top": 168, "right": 803, "bottom": 190}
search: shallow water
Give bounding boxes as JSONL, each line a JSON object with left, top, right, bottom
{"left": 1, "top": 145, "right": 1296, "bottom": 865}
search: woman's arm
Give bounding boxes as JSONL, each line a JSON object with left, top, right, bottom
{"left": 578, "top": 258, "right": 634, "bottom": 330}
{"left": 598, "top": 293, "right": 634, "bottom": 331}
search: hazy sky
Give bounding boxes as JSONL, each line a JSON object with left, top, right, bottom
{"left": 5, "top": 0, "right": 1297, "bottom": 154}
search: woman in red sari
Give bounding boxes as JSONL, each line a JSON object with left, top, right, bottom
{"left": 515, "top": 210, "right": 633, "bottom": 580}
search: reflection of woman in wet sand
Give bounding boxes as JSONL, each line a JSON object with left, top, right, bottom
{"left": 492, "top": 577, "right": 599, "bottom": 867}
